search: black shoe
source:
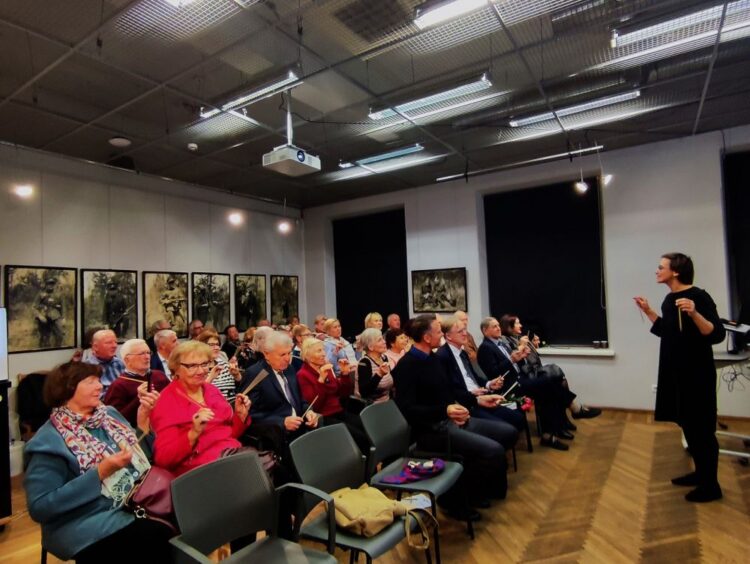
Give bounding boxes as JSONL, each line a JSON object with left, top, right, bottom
{"left": 540, "top": 436, "right": 569, "bottom": 451}
{"left": 444, "top": 506, "right": 482, "bottom": 521}
{"left": 571, "top": 406, "right": 602, "bottom": 419}
{"left": 685, "top": 485, "right": 722, "bottom": 503}
{"left": 557, "top": 430, "right": 575, "bottom": 440}
{"left": 470, "top": 497, "right": 491, "bottom": 509}
{"left": 671, "top": 472, "right": 698, "bottom": 487}
{"left": 563, "top": 419, "right": 577, "bottom": 431}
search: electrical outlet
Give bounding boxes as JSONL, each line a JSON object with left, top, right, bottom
{"left": 651, "top": 384, "right": 658, "bottom": 393}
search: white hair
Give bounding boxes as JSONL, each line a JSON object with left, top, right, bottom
{"left": 252, "top": 326, "right": 274, "bottom": 352}
{"left": 359, "top": 328, "right": 383, "bottom": 352}
{"left": 154, "top": 329, "right": 176, "bottom": 347}
{"left": 262, "top": 331, "right": 293, "bottom": 353}
{"left": 120, "top": 338, "right": 147, "bottom": 359}
{"left": 92, "top": 329, "right": 116, "bottom": 344}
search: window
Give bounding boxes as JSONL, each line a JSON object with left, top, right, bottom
{"left": 483, "top": 177, "right": 607, "bottom": 345}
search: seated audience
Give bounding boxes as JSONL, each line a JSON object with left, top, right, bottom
{"left": 386, "top": 313, "right": 401, "bottom": 331}
{"left": 145, "top": 319, "right": 170, "bottom": 353}
{"left": 188, "top": 319, "right": 205, "bottom": 340}
{"left": 296, "top": 338, "right": 368, "bottom": 452}
{"left": 455, "top": 310, "right": 481, "bottom": 364}
{"left": 197, "top": 330, "right": 241, "bottom": 404}
{"left": 221, "top": 324, "right": 241, "bottom": 358}
{"left": 85, "top": 329, "right": 124, "bottom": 397}
{"left": 393, "top": 315, "right": 510, "bottom": 517}
{"left": 150, "top": 341, "right": 251, "bottom": 477}
{"left": 236, "top": 327, "right": 257, "bottom": 372}
{"left": 384, "top": 328, "right": 408, "bottom": 369}
{"left": 150, "top": 329, "right": 178, "bottom": 380}
{"left": 323, "top": 318, "right": 357, "bottom": 377}
{"left": 72, "top": 326, "right": 105, "bottom": 364}
{"left": 291, "top": 324, "right": 313, "bottom": 372}
{"left": 24, "top": 362, "right": 171, "bottom": 563}
{"left": 437, "top": 316, "right": 523, "bottom": 444}
{"left": 364, "top": 312, "right": 384, "bottom": 331}
{"left": 103, "top": 339, "right": 169, "bottom": 427}
{"left": 355, "top": 328, "right": 394, "bottom": 404}
{"left": 500, "top": 315, "right": 601, "bottom": 421}
{"left": 312, "top": 314, "right": 327, "bottom": 340}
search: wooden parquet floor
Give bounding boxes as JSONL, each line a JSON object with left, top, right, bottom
{"left": 2, "top": 411, "right": 749, "bottom": 563}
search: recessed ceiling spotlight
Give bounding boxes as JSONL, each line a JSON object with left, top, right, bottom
{"left": 228, "top": 212, "right": 244, "bottom": 226}
{"left": 574, "top": 180, "right": 589, "bottom": 194}
{"left": 13, "top": 184, "right": 33, "bottom": 198}
{"left": 187, "top": 142, "right": 198, "bottom": 152}
{"left": 108, "top": 136, "right": 131, "bottom": 148}
{"left": 277, "top": 220, "right": 291, "bottom": 234}
{"left": 602, "top": 173, "right": 613, "bottom": 186}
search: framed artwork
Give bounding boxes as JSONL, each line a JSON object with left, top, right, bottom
{"left": 411, "top": 267, "right": 467, "bottom": 313}
{"left": 4, "top": 265, "right": 77, "bottom": 353}
{"left": 191, "top": 273, "right": 230, "bottom": 332}
{"left": 81, "top": 269, "right": 137, "bottom": 343}
{"left": 270, "top": 275, "right": 298, "bottom": 326}
{"left": 234, "top": 274, "right": 266, "bottom": 331}
{"left": 143, "top": 272, "right": 189, "bottom": 338}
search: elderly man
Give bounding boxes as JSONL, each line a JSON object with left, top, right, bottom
{"left": 85, "top": 329, "right": 125, "bottom": 396}
{"left": 247, "top": 332, "right": 318, "bottom": 440}
{"left": 222, "top": 324, "right": 241, "bottom": 358}
{"left": 188, "top": 319, "right": 204, "bottom": 340}
{"left": 146, "top": 319, "right": 170, "bottom": 352}
{"left": 103, "top": 339, "right": 169, "bottom": 426}
{"left": 454, "top": 310, "right": 480, "bottom": 363}
{"left": 386, "top": 313, "right": 401, "bottom": 332}
{"left": 150, "top": 329, "right": 178, "bottom": 380}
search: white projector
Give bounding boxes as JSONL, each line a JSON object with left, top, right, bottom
{"left": 262, "top": 144, "right": 321, "bottom": 176}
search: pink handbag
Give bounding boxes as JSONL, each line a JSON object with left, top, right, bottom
{"left": 125, "top": 466, "right": 178, "bottom": 532}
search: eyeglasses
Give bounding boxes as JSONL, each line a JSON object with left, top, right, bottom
{"left": 180, "top": 362, "right": 211, "bottom": 373}
{"left": 126, "top": 351, "right": 152, "bottom": 357}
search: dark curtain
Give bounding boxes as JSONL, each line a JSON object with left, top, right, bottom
{"left": 483, "top": 178, "right": 607, "bottom": 345}
{"left": 332, "top": 209, "right": 409, "bottom": 341}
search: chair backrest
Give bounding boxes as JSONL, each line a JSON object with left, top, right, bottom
{"left": 17, "top": 372, "right": 51, "bottom": 438}
{"left": 289, "top": 424, "right": 366, "bottom": 504}
{"left": 359, "top": 400, "right": 411, "bottom": 467}
{"left": 170, "top": 451, "right": 275, "bottom": 554}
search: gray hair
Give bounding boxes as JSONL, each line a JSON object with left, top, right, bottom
{"left": 154, "top": 329, "right": 176, "bottom": 347}
{"left": 252, "top": 326, "right": 274, "bottom": 352}
{"left": 480, "top": 317, "right": 497, "bottom": 334}
{"left": 262, "top": 331, "right": 293, "bottom": 353}
{"left": 440, "top": 315, "right": 460, "bottom": 334}
{"left": 359, "top": 328, "right": 384, "bottom": 352}
{"left": 92, "top": 329, "right": 116, "bottom": 344}
{"left": 120, "top": 338, "right": 147, "bottom": 359}
{"left": 149, "top": 319, "right": 168, "bottom": 336}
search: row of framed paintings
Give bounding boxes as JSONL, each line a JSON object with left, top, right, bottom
{"left": 2, "top": 265, "right": 299, "bottom": 353}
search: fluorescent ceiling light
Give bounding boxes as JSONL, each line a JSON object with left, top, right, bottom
{"left": 414, "top": 0, "right": 489, "bottom": 29}
{"left": 164, "top": 0, "right": 197, "bottom": 7}
{"left": 336, "top": 154, "right": 446, "bottom": 181}
{"left": 200, "top": 71, "right": 303, "bottom": 119}
{"left": 369, "top": 73, "right": 492, "bottom": 120}
{"left": 509, "top": 90, "right": 641, "bottom": 127}
{"left": 339, "top": 144, "right": 424, "bottom": 169}
{"left": 611, "top": 0, "right": 750, "bottom": 47}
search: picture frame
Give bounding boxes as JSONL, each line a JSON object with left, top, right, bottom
{"left": 191, "top": 273, "right": 231, "bottom": 332}
{"left": 81, "top": 269, "right": 138, "bottom": 343}
{"left": 411, "top": 267, "right": 468, "bottom": 313}
{"left": 234, "top": 274, "right": 266, "bottom": 331}
{"left": 3, "top": 265, "right": 77, "bottom": 353}
{"left": 270, "top": 275, "right": 298, "bottom": 326}
{"left": 143, "top": 272, "right": 189, "bottom": 338}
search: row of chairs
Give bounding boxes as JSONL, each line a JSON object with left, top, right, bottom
{"left": 170, "top": 401, "right": 466, "bottom": 564}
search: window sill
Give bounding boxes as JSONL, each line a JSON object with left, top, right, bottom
{"left": 537, "top": 347, "right": 615, "bottom": 358}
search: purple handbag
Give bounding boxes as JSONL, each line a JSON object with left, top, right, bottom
{"left": 125, "top": 466, "right": 178, "bottom": 532}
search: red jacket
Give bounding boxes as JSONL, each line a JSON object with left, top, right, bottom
{"left": 296, "top": 362, "right": 350, "bottom": 417}
{"left": 150, "top": 380, "right": 251, "bottom": 476}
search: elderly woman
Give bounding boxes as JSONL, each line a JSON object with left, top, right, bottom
{"left": 196, "top": 329, "right": 241, "bottom": 404}
{"left": 291, "top": 324, "right": 313, "bottom": 372}
{"left": 103, "top": 339, "right": 169, "bottom": 427}
{"left": 150, "top": 341, "right": 251, "bottom": 477}
{"left": 364, "top": 312, "right": 384, "bottom": 331}
{"left": 384, "top": 328, "right": 409, "bottom": 370}
{"left": 355, "top": 328, "right": 394, "bottom": 404}
{"left": 323, "top": 318, "right": 357, "bottom": 378}
{"left": 24, "top": 362, "right": 171, "bottom": 563}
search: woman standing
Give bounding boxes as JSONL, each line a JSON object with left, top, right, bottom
{"left": 635, "top": 253, "right": 725, "bottom": 502}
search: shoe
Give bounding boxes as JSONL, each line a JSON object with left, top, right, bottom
{"left": 671, "top": 472, "right": 698, "bottom": 487}
{"left": 571, "top": 406, "right": 602, "bottom": 419}
{"left": 685, "top": 485, "right": 722, "bottom": 503}
{"left": 444, "top": 506, "right": 482, "bottom": 522}
{"left": 470, "top": 497, "right": 491, "bottom": 509}
{"left": 563, "top": 419, "right": 577, "bottom": 431}
{"left": 540, "top": 436, "right": 569, "bottom": 451}
{"left": 557, "top": 430, "right": 575, "bottom": 440}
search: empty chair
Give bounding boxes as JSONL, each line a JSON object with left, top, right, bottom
{"left": 170, "top": 450, "right": 336, "bottom": 563}
{"left": 290, "top": 424, "right": 431, "bottom": 564}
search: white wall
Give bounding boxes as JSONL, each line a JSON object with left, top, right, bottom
{"left": 0, "top": 143, "right": 305, "bottom": 385}
{"left": 304, "top": 125, "right": 750, "bottom": 417}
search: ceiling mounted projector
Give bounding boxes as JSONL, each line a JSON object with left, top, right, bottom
{"left": 262, "top": 91, "right": 321, "bottom": 176}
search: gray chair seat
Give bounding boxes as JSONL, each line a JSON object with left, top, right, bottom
{"left": 370, "top": 457, "right": 463, "bottom": 497}
{"left": 227, "top": 536, "right": 337, "bottom": 563}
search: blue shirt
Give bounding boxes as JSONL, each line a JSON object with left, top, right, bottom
{"left": 87, "top": 355, "right": 125, "bottom": 396}
{"left": 407, "top": 346, "right": 430, "bottom": 361}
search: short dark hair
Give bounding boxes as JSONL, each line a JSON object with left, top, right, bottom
{"left": 405, "top": 314, "right": 436, "bottom": 343}
{"left": 43, "top": 362, "right": 103, "bottom": 408}
{"left": 223, "top": 324, "right": 237, "bottom": 335}
{"left": 384, "top": 328, "right": 403, "bottom": 349}
{"left": 499, "top": 314, "right": 518, "bottom": 337}
{"left": 662, "top": 252, "right": 694, "bottom": 284}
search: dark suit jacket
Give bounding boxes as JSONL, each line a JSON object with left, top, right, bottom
{"left": 150, "top": 353, "right": 166, "bottom": 374}
{"left": 436, "top": 344, "right": 488, "bottom": 398}
{"left": 247, "top": 359, "right": 308, "bottom": 429}
{"left": 477, "top": 337, "right": 519, "bottom": 394}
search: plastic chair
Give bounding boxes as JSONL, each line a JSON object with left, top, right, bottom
{"left": 170, "top": 451, "right": 336, "bottom": 563}
{"left": 360, "top": 401, "right": 465, "bottom": 563}
{"left": 290, "top": 424, "right": 432, "bottom": 564}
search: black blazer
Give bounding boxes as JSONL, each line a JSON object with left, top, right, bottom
{"left": 247, "top": 359, "right": 308, "bottom": 429}
{"left": 150, "top": 353, "right": 166, "bottom": 374}
{"left": 435, "top": 344, "right": 488, "bottom": 397}
{"left": 477, "top": 337, "right": 519, "bottom": 394}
